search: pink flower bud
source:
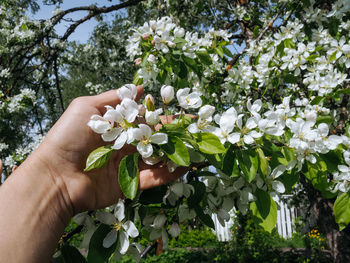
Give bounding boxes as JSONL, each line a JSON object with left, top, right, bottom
{"left": 138, "top": 104, "right": 146, "bottom": 116}
{"left": 134, "top": 57, "right": 142, "bottom": 66}
{"left": 142, "top": 33, "right": 150, "bottom": 40}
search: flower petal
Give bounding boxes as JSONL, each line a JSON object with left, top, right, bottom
{"left": 114, "top": 199, "right": 125, "bottom": 222}
{"left": 124, "top": 220, "right": 139, "bottom": 238}
{"left": 102, "top": 128, "right": 122, "bottom": 142}
{"left": 139, "top": 124, "right": 152, "bottom": 138}
{"left": 137, "top": 142, "right": 153, "bottom": 158}
{"left": 103, "top": 230, "right": 118, "bottom": 248}
{"left": 119, "top": 230, "right": 130, "bottom": 255}
{"left": 151, "top": 133, "right": 168, "bottom": 145}
{"left": 112, "top": 131, "right": 128, "bottom": 150}
{"left": 227, "top": 133, "right": 241, "bottom": 144}
{"left": 96, "top": 211, "right": 116, "bottom": 225}
{"left": 272, "top": 181, "right": 285, "bottom": 193}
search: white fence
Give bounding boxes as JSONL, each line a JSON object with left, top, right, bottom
{"left": 212, "top": 196, "right": 297, "bottom": 241}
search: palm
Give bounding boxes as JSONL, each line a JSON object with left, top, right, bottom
{"left": 41, "top": 91, "right": 186, "bottom": 213}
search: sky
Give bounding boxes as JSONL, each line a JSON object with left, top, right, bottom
{"left": 29, "top": 0, "right": 117, "bottom": 43}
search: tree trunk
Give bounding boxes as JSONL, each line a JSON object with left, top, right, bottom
{"left": 304, "top": 180, "right": 350, "bottom": 262}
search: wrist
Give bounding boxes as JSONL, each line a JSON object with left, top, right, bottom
{"left": 21, "top": 147, "right": 75, "bottom": 222}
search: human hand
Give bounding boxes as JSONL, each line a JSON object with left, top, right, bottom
{"left": 33, "top": 88, "right": 187, "bottom": 215}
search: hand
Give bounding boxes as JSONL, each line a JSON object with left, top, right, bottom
{"left": 33, "top": 88, "right": 187, "bottom": 215}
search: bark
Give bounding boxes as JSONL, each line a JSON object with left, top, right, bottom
{"left": 303, "top": 178, "right": 350, "bottom": 262}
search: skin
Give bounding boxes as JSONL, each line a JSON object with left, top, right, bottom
{"left": 0, "top": 87, "right": 186, "bottom": 262}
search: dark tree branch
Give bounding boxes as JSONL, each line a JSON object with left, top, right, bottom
{"left": 226, "top": 3, "right": 287, "bottom": 68}
{"left": 52, "top": 0, "right": 144, "bottom": 41}
{"left": 53, "top": 57, "right": 65, "bottom": 113}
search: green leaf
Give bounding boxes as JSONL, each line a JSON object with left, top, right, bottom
{"left": 194, "top": 133, "right": 225, "bottom": 154}
{"left": 183, "top": 56, "right": 201, "bottom": 76}
{"left": 222, "top": 147, "right": 239, "bottom": 177}
{"left": 87, "top": 224, "right": 116, "bottom": 263}
{"left": 250, "top": 195, "right": 277, "bottom": 233}
{"left": 329, "top": 17, "right": 340, "bottom": 37}
{"left": 118, "top": 153, "right": 139, "bottom": 200}
{"left": 310, "top": 96, "right": 324, "bottom": 105}
{"left": 188, "top": 181, "right": 206, "bottom": 206}
{"left": 84, "top": 146, "right": 114, "bottom": 172}
{"left": 335, "top": 88, "right": 350, "bottom": 95}
{"left": 133, "top": 72, "right": 143, "bottom": 86}
{"left": 306, "top": 54, "right": 319, "bottom": 62}
{"left": 173, "top": 38, "right": 187, "bottom": 44}
{"left": 222, "top": 47, "right": 234, "bottom": 58}
{"left": 194, "top": 205, "right": 215, "bottom": 229}
{"left": 61, "top": 245, "right": 86, "bottom": 263}
{"left": 334, "top": 193, "right": 350, "bottom": 231}
{"left": 140, "top": 185, "right": 167, "bottom": 205}
{"left": 205, "top": 153, "right": 223, "bottom": 170}
{"left": 253, "top": 25, "right": 260, "bottom": 38}
{"left": 283, "top": 38, "right": 295, "bottom": 49}
{"left": 316, "top": 115, "right": 333, "bottom": 125}
{"left": 178, "top": 61, "right": 188, "bottom": 78}
{"left": 160, "top": 136, "right": 190, "bottom": 166}
{"left": 284, "top": 74, "right": 298, "bottom": 84}
{"left": 329, "top": 51, "right": 338, "bottom": 62}
{"left": 214, "top": 46, "right": 224, "bottom": 58}
{"left": 197, "top": 51, "right": 212, "bottom": 65}
{"left": 237, "top": 149, "right": 258, "bottom": 183}
{"left": 256, "top": 148, "right": 268, "bottom": 177}
{"left": 21, "top": 23, "right": 28, "bottom": 31}
{"left": 157, "top": 69, "right": 167, "bottom": 83}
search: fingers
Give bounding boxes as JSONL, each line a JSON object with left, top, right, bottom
{"left": 11, "top": 165, "right": 18, "bottom": 173}
{"left": 92, "top": 86, "right": 144, "bottom": 112}
{"left": 138, "top": 164, "right": 188, "bottom": 190}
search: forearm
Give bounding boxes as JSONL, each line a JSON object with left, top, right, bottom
{"left": 0, "top": 149, "right": 73, "bottom": 263}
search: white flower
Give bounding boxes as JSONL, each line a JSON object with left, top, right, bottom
{"left": 147, "top": 54, "right": 156, "bottom": 64}
{"left": 188, "top": 105, "right": 215, "bottom": 133}
{"left": 97, "top": 200, "right": 139, "bottom": 254}
{"left": 168, "top": 223, "right": 181, "bottom": 238}
{"left": 212, "top": 107, "right": 240, "bottom": 144}
{"left": 117, "top": 84, "right": 138, "bottom": 100}
{"left": 73, "top": 213, "right": 96, "bottom": 249}
{"left": 110, "top": 98, "right": 139, "bottom": 150}
{"left": 267, "top": 165, "right": 286, "bottom": 194}
{"left": 145, "top": 109, "right": 163, "bottom": 125}
{"left": 176, "top": 88, "right": 202, "bottom": 109}
{"left": 133, "top": 124, "right": 168, "bottom": 158}
{"left": 160, "top": 85, "right": 175, "bottom": 104}
{"left": 163, "top": 181, "right": 194, "bottom": 205}
{"left": 178, "top": 204, "right": 196, "bottom": 222}
{"left": 174, "top": 27, "right": 185, "bottom": 38}
{"left": 87, "top": 107, "right": 122, "bottom": 142}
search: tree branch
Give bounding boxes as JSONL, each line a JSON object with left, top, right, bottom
{"left": 51, "top": 0, "right": 144, "bottom": 41}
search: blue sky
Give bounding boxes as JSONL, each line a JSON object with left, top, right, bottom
{"left": 29, "top": 0, "right": 117, "bottom": 43}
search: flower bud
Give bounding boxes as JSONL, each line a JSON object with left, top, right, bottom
{"left": 174, "top": 27, "right": 185, "bottom": 38}
{"left": 138, "top": 104, "right": 146, "bottom": 116}
{"left": 145, "top": 109, "right": 162, "bottom": 125}
{"left": 144, "top": 94, "right": 155, "bottom": 111}
{"left": 167, "top": 41, "right": 176, "bottom": 48}
{"left": 147, "top": 54, "right": 156, "bottom": 63}
{"left": 134, "top": 57, "right": 142, "bottom": 66}
{"left": 160, "top": 85, "right": 174, "bottom": 104}
{"left": 142, "top": 33, "right": 150, "bottom": 40}
{"left": 305, "top": 111, "right": 317, "bottom": 122}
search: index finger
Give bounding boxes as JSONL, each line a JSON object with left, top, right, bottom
{"left": 92, "top": 85, "right": 144, "bottom": 112}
